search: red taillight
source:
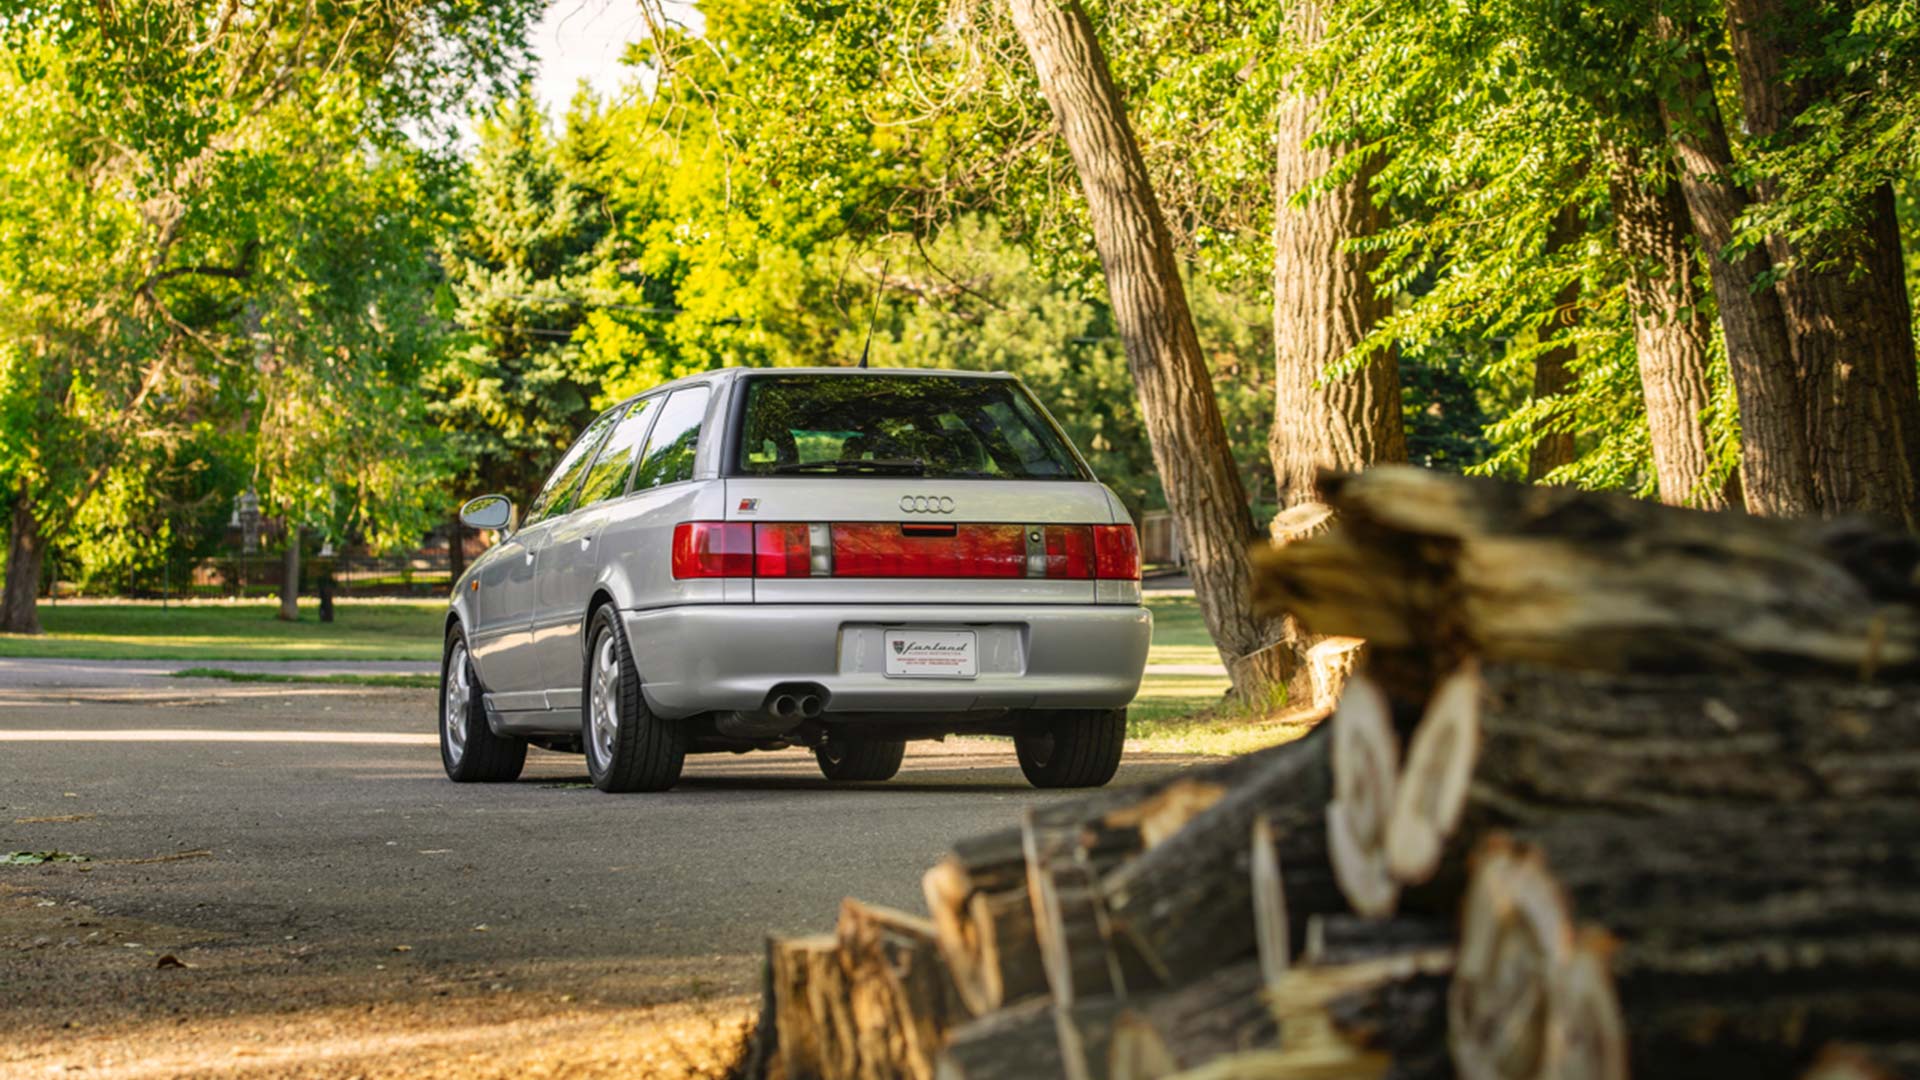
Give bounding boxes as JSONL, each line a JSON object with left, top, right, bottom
{"left": 753, "top": 522, "right": 811, "bottom": 577}
{"left": 832, "top": 523, "right": 1027, "bottom": 578}
{"left": 1093, "top": 524, "right": 1140, "bottom": 580}
{"left": 1042, "top": 525, "right": 1094, "bottom": 579}
{"left": 671, "top": 521, "right": 753, "bottom": 578}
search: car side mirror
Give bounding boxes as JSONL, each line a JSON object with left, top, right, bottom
{"left": 459, "top": 494, "right": 516, "bottom": 533}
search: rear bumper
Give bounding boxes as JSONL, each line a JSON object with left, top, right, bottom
{"left": 623, "top": 603, "right": 1152, "bottom": 719}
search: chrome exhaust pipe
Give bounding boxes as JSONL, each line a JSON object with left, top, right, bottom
{"left": 771, "top": 694, "right": 800, "bottom": 719}
{"left": 798, "top": 694, "right": 824, "bottom": 720}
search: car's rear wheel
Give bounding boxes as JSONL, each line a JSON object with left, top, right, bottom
{"left": 440, "top": 627, "right": 527, "bottom": 783}
{"left": 582, "top": 606, "right": 685, "bottom": 793}
{"left": 814, "top": 734, "right": 906, "bottom": 782}
{"left": 1015, "top": 708, "right": 1126, "bottom": 788}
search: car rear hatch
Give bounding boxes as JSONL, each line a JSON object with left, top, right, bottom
{"left": 718, "top": 476, "right": 1130, "bottom": 604}
{"left": 675, "top": 370, "right": 1140, "bottom": 605}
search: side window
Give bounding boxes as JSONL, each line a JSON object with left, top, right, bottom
{"left": 574, "top": 397, "right": 659, "bottom": 508}
{"left": 632, "top": 386, "right": 711, "bottom": 491}
{"left": 525, "top": 409, "right": 620, "bottom": 525}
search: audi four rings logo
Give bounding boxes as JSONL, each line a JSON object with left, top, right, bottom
{"left": 899, "top": 495, "right": 954, "bottom": 513}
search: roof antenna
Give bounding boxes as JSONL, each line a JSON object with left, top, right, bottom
{"left": 857, "top": 254, "right": 890, "bottom": 369}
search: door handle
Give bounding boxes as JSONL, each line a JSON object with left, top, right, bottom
{"left": 524, "top": 551, "right": 534, "bottom": 566}
{"left": 580, "top": 536, "right": 593, "bottom": 550}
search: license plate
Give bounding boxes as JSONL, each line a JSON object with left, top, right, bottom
{"left": 883, "top": 629, "right": 978, "bottom": 678}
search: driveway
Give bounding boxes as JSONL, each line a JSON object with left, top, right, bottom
{"left": 0, "top": 665, "right": 1206, "bottom": 1078}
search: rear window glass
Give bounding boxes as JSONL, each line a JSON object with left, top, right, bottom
{"left": 733, "top": 374, "right": 1086, "bottom": 480}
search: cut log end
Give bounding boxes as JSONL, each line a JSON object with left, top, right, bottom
{"left": 1449, "top": 837, "right": 1573, "bottom": 1080}
{"left": 1251, "top": 813, "right": 1290, "bottom": 986}
{"left": 1329, "top": 676, "right": 1401, "bottom": 917}
{"left": 1386, "top": 659, "right": 1483, "bottom": 884}
{"left": 1551, "top": 930, "right": 1628, "bottom": 1080}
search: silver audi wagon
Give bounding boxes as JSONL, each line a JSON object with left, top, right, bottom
{"left": 440, "top": 368, "right": 1151, "bottom": 792}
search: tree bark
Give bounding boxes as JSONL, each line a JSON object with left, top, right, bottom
{"left": 279, "top": 525, "right": 300, "bottom": 622}
{"left": 937, "top": 962, "right": 1277, "bottom": 1080}
{"left": 2, "top": 489, "right": 45, "bottom": 635}
{"left": 926, "top": 742, "right": 1303, "bottom": 1015}
{"left": 1249, "top": 466, "right": 1920, "bottom": 689}
{"left": 1270, "top": 0, "right": 1406, "bottom": 508}
{"left": 1724, "top": 0, "right": 1920, "bottom": 528}
{"left": 1602, "top": 135, "right": 1730, "bottom": 509}
{"left": 1654, "top": 23, "right": 1816, "bottom": 517}
{"left": 1003, "top": 0, "right": 1291, "bottom": 699}
{"left": 1102, "top": 727, "right": 1339, "bottom": 988}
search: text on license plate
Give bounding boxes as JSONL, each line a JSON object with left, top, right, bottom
{"left": 883, "top": 629, "right": 978, "bottom": 678}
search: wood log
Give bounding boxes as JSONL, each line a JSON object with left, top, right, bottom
{"left": 1159, "top": 917, "right": 1453, "bottom": 1080}
{"left": 1448, "top": 827, "right": 1920, "bottom": 1080}
{"left": 937, "top": 961, "right": 1278, "bottom": 1080}
{"left": 834, "top": 900, "right": 966, "bottom": 1080}
{"left": 768, "top": 934, "right": 857, "bottom": 1080}
{"left": 1250, "top": 466, "right": 1920, "bottom": 688}
{"left": 1102, "top": 727, "right": 1341, "bottom": 986}
{"left": 1379, "top": 661, "right": 1920, "bottom": 902}
{"left": 925, "top": 739, "right": 1327, "bottom": 1015}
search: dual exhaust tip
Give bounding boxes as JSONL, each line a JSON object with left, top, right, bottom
{"left": 769, "top": 691, "right": 825, "bottom": 721}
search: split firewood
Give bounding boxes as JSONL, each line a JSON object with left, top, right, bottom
{"left": 1251, "top": 465, "right": 1920, "bottom": 686}
{"left": 1101, "top": 727, "right": 1338, "bottom": 988}
{"left": 1025, "top": 808, "right": 1130, "bottom": 1003}
{"left": 1323, "top": 677, "right": 1401, "bottom": 917}
{"left": 1450, "top": 829, "right": 1920, "bottom": 1080}
{"left": 937, "top": 962, "right": 1277, "bottom": 1080}
{"left": 925, "top": 741, "right": 1327, "bottom": 1015}
{"left": 767, "top": 934, "right": 856, "bottom": 1080}
{"left": 1380, "top": 660, "right": 1920, "bottom": 899}
{"left": 1157, "top": 917, "right": 1452, "bottom": 1080}
{"left": 834, "top": 900, "right": 965, "bottom": 1080}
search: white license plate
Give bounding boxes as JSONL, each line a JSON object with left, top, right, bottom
{"left": 883, "top": 629, "right": 978, "bottom": 678}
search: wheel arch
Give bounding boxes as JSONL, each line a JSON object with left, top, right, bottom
{"left": 581, "top": 588, "right": 621, "bottom": 659}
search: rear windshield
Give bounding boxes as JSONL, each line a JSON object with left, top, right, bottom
{"left": 731, "top": 374, "right": 1088, "bottom": 480}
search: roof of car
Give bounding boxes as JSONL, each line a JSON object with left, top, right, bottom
{"left": 632, "top": 365, "right": 1013, "bottom": 398}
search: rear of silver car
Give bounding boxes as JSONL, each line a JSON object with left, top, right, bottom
{"left": 625, "top": 370, "right": 1150, "bottom": 780}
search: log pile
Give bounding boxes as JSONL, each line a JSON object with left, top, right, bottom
{"left": 745, "top": 466, "right": 1920, "bottom": 1080}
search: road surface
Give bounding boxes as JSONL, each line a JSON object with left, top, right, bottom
{"left": 0, "top": 663, "right": 1206, "bottom": 1078}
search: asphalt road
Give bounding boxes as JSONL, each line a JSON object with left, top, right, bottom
{"left": 0, "top": 663, "right": 1204, "bottom": 1078}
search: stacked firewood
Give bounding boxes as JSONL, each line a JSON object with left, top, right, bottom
{"left": 745, "top": 466, "right": 1920, "bottom": 1080}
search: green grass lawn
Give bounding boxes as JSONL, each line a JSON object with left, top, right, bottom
{"left": 3, "top": 591, "right": 1286, "bottom": 754}
{"left": 0, "top": 600, "right": 446, "bottom": 661}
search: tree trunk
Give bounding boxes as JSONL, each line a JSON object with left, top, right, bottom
{"left": 279, "top": 525, "right": 300, "bottom": 622}
{"left": 1525, "top": 208, "right": 1583, "bottom": 483}
{"left": 1003, "top": 0, "right": 1290, "bottom": 699}
{"left": 1654, "top": 23, "right": 1816, "bottom": 517}
{"left": 1603, "top": 135, "right": 1730, "bottom": 509}
{"left": 449, "top": 511, "right": 466, "bottom": 584}
{"left": 2, "top": 491, "right": 45, "bottom": 635}
{"left": 1270, "top": 0, "right": 1406, "bottom": 508}
{"left": 1724, "top": 0, "right": 1920, "bottom": 528}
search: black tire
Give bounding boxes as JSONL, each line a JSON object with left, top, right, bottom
{"left": 1014, "top": 708, "right": 1126, "bottom": 788}
{"left": 440, "top": 625, "right": 527, "bottom": 783}
{"left": 814, "top": 734, "right": 906, "bottom": 782}
{"left": 582, "top": 606, "right": 685, "bottom": 793}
